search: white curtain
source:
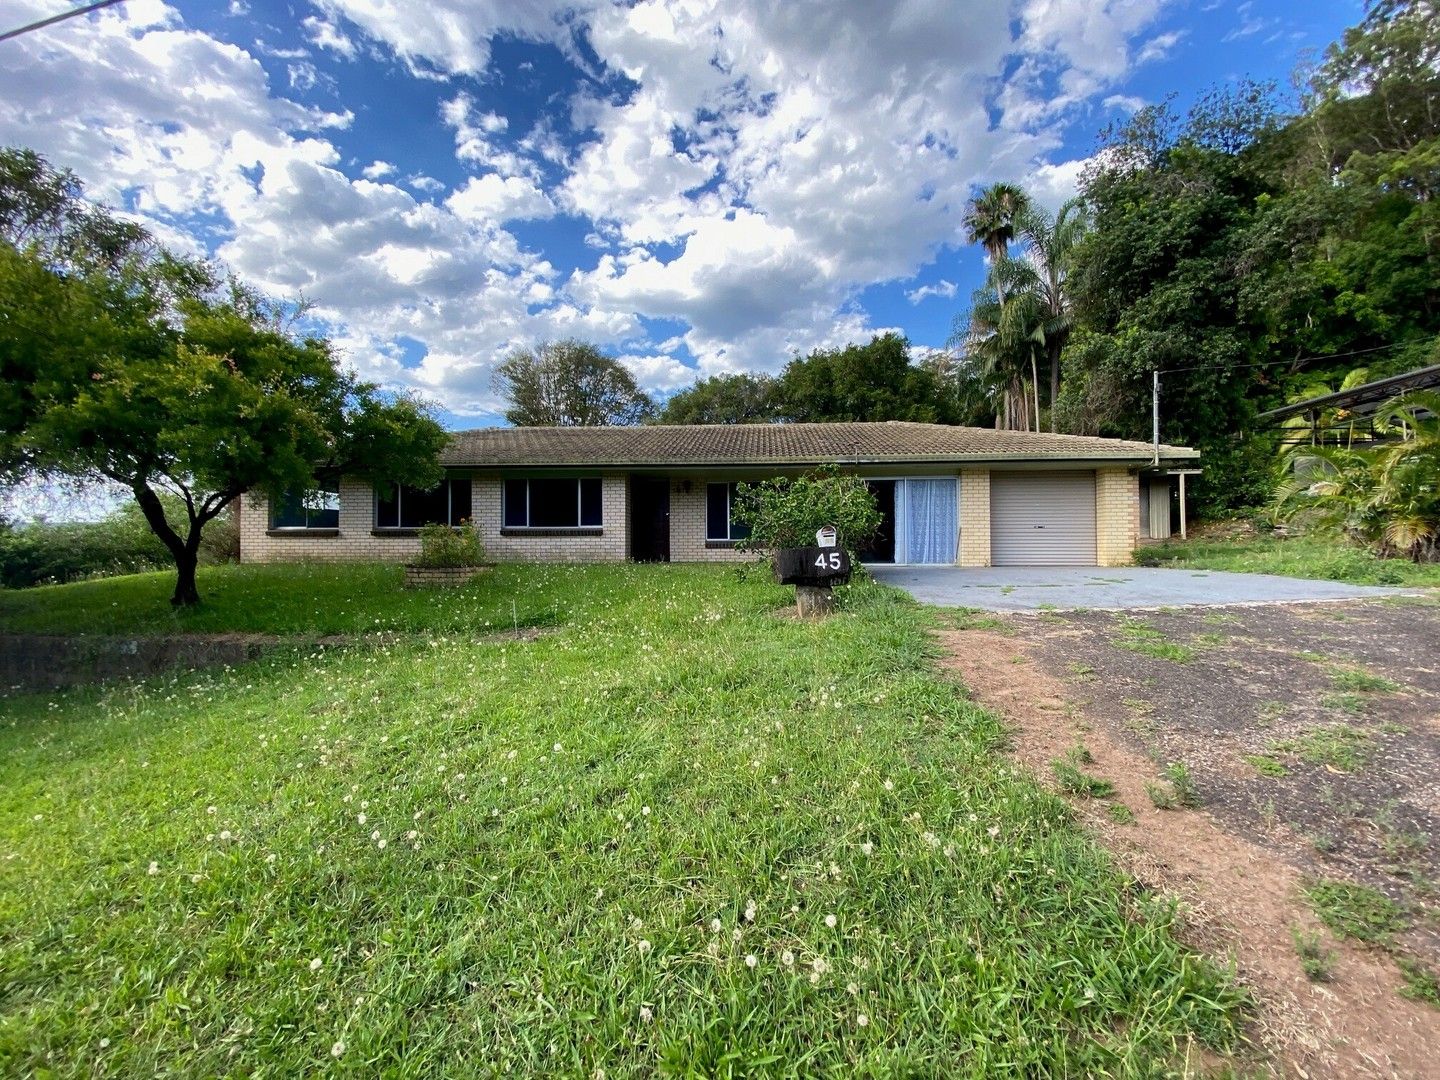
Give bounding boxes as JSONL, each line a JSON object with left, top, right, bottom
{"left": 903, "top": 479, "right": 957, "bottom": 564}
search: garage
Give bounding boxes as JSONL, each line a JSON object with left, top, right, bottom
{"left": 990, "top": 471, "right": 1097, "bottom": 566}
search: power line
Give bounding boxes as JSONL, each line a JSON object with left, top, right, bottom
{"left": 1161, "top": 338, "right": 1434, "bottom": 377}
{"left": 0, "top": 0, "right": 127, "bottom": 46}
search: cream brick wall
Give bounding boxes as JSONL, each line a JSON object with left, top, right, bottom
{"left": 668, "top": 479, "right": 754, "bottom": 563}
{"left": 958, "top": 467, "right": 990, "bottom": 567}
{"left": 1095, "top": 467, "right": 1139, "bottom": 567}
{"left": 240, "top": 474, "right": 628, "bottom": 564}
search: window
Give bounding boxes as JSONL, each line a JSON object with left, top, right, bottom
{"left": 502, "top": 478, "right": 602, "bottom": 529}
{"left": 706, "top": 482, "right": 751, "bottom": 542}
{"left": 374, "top": 477, "right": 471, "bottom": 529}
{"left": 270, "top": 480, "right": 340, "bottom": 530}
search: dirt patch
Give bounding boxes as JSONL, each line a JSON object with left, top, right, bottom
{"left": 935, "top": 602, "right": 1440, "bottom": 1079}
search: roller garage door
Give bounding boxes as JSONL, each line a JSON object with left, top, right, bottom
{"left": 990, "top": 471, "right": 1097, "bottom": 566}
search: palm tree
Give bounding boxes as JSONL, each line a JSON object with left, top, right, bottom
{"left": 1015, "top": 199, "right": 1088, "bottom": 432}
{"left": 962, "top": 183, "right": 1032, "bottom": 427}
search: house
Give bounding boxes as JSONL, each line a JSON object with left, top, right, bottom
{"left": 239, "top": 422, "right": 1199, "bottom": 568}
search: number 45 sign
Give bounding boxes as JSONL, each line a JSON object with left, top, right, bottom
{"left": 813, "top": 550, "right": 844, "bottom": 571}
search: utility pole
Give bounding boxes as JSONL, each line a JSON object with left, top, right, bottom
{"left": 1152, "top": 369, "right": 1160, "bottom": 466}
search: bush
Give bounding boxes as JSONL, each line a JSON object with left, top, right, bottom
{"left": 0, "top": 496, "right": 239, "bottom": 589}
{"left": 732, "top": 466, "right": 881, "bottom": 556}
{"left": 414, "top": 521, "right": 487, "bottom": 568}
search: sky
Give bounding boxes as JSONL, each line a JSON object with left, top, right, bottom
{"left": 1, "top": 0, "right": 1365, "bottom": 431}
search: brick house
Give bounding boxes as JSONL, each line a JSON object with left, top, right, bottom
{"left": 239, "top": 422, "right": 1199, "bottom": 568}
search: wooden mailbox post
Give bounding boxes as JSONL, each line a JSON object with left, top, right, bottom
{"left": 774, "top": 526, "right": 851, "bottom": 617}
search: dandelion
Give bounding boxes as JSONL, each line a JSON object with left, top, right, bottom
{"left": 860, "top": 841, "right": 874, "bottom": 856}
{"left": 376, "top": 838, "right": 387, "bottom": 849}
{"left": 743, "top": 900, "right": 756, "bottom": 922}
{"left": 857, "top": 1013, "right": 870, "bottom": 1028}
{"left": 553, "top": 743, "right": 563, "bottom": 753}
{"left": 744, "top": 954, "right": 758, "bottom": 968}
{"left": 407, "top": 830, "right": 418, "bottom": 841}
{"left": 709, "top": 918, "right": 722, "bottom": 934}
{"left": 99, "top": 1037, "right": 110, "bottom": 1049}
{"left": 638, "top": 1006, "right": 653, "bottom": 1023}
{"left": 370, "top": 830, "right": 380, "bottom": 841}
{"left": 206, "top": 806, "right": 216, "bottom": 815}
{"left": 219, "top": 830, "right": 232, "bottom": 841}
{"left": 190, "top": 873, "right": 202, "bottom": 883}
{"left": 331, "top": 1041, "right": 345, "bottom": 1057}
{"left": 883, "top": 779, "right": 894, "bottom": 791}
{"left": 987, "top": 825, "right": 1000, "bottom": 839}
{"left": 847, "top": 981, "right": 859, "bottom": 995}
{"left": 357, "top": 813, "right": 367, "bottom": 825}
{"left": 824, "top": 914, "right": 837, "bottom": 929}
{"left": 641, "top": 806, "right": 651, "bottom": 817}
{"left": 309, "top": 958, "right": 323, "bottom": 972}
{"left": 147, "top": 861, "right": 159, "bottom": 876}
{"left": 782, "top": 950, "right": 795, "bottom": 967}
{"left": 637, "top": 940, "right": 652, "bottom": 955}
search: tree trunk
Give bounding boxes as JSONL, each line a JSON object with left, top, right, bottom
{"left": 172, "top": 545, "right": 201, "bottom": 606}
{"left": 1030, "top": 353, "right": 1042, "bottom": 432}
{"left": 795, "top": 585, "right": 835, "bottom": 618}
{"left": 1048, "top": 340, "right": 1062, "bottom": 433}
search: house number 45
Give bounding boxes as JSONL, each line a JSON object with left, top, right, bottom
{"left": 813, "top": 551, "right": 843, "bottom": 570}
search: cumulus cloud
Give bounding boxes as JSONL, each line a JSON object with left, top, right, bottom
{"left": 906, "top": 280, "right": 958, "bottom": 304}
{"left": 0, "top": 0, "right": 1188, "bottom": 417}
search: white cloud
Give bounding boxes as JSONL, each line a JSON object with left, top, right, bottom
{"left": 1102, "top": 93, "right": 1147, "bottom": 113}
{"left": 905, "top": 280, "right": 958, "bottom": 305}
{"left": 361, "top": 159, "right": 396, "bottom": 180}
{"left": 301, "top": 15, "right": 356, "bottom": 59}
{"left": 617, "top": 353, "right": 696, "bottom": 393}
{"left": 440, "top": 92, "right": 540, "bottom": 179}
{"left": 446, "top": 174, "right": 555, "bottom": 222}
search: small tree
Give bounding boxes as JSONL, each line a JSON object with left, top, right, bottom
{"left": 1, "top": 148, "right": 450, "bottom": 606}
{"left": 732, "top": 466, "right": 881, "bottom": 557}
{"left": 493, "top": 339, "right": 654, "bottom": 426}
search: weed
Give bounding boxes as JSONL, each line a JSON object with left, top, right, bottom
{"left": 1146, "top": 783, "right": 1177, "bottom": 810}
{"left": 1068, "top": 742, "right": 1095, "bottom": 765}
{"left": 1107, "top": 803, "right": 1136, "bottom": 825}
{"left": 1244, "top": 754, "right": 1288, "bottom": 778}
{"left": 1113, "top": 619, "right": 1196, "bottom": 662}
{"left": 1291, "top": 928, "right": 1336, "bottom": 982}
{"left": 1192, "top": 632, "right": 1226, "bottom": 647}
{"left": 1052, "top": 759, "right": 1116, "bottom": 798}
{"left": 1398, "top": 959, "right": 1440, "bottom": 1007}
{"left": 1327, "top": 666, "right": 1401, "bottom": 693}
{"left": 1304, "top": 880, "right": 1408, "bottom": 945}
{"left": 1319, "top": 692, "right": 1367, "bottom": 715}
{"left": 1270, "top": 724, "right": 1373, "bottom": 772}
{"left": 1202, "top": 612, "right": 1239, "bottom": 626}
{"left": 1164, "top": 762, "right": 1200, "bottom": 807}
{"left": 1296, "top": 650, "right": 1329, "bottom": 663}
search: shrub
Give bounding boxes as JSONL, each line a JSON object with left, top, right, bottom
{"left": 414, "top": 521, "right": 486, "bottom": 568}
{"left": 732, "top": 466, "right": 881, "bottom": 556}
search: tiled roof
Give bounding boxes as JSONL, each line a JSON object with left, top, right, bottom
{"left": 440, "top": 422, "right": 1198, "bottom": 467}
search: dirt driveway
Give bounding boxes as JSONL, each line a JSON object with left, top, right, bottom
{"left": 935, "top": 595, "right": 1440, "bottom": 1078}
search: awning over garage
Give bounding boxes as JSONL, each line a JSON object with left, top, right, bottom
{"left": 990, "top": 471, "right": 1098, "bottom": 566}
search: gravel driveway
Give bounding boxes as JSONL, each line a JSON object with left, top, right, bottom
{"left": 870, "top": 565, "right": 1411, "bottom": 610}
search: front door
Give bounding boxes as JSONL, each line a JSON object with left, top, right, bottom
{"left": 630, "top": 477, "right": 670, "bottom": 562}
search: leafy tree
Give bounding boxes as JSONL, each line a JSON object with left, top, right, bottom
{"left": 960, "top": 183, "right": 1032, "bottom": 429}
{"left": 774, "top": 333, "right": 956, "bottom": 423}
{"left": 732, "top": 466, "right": 881, "bottom": 557}
{"left": 493, "top": 339, "right": 655, "bottom": 426}
{"left": 655, "top": 372, "right": 778, "bottom": 425}
{"left": 0, "top": 148, "right": 448, "bottom": 605}
{"left": 1277, "top": 390, "right": 1440, "bottom": 561}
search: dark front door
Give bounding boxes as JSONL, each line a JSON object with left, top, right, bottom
{"left": 630, "top": 477, "right": 670, "bottom": 562}
{"left": 856, "top": 480, "right": 896, "bottom": 563}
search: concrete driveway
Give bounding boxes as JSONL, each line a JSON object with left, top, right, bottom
{"left": 867, "top": 565, "right": 1412, "bottom": 611}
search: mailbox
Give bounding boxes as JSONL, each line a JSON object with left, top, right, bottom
{"left": 774, "top": 545, "right": 852, "bottom": 587}
{"left": 816, "top": 525, "right": 838, "bottom": 548}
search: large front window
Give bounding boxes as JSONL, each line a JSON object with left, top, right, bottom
{"left": 271, "top": 480, "right": 340, "bottom": 530}
{"left": 706, "top": 482, "right": 752, "bottom": 542}
{"left": 503, "top": 478, "right": 602, "bottom": 528}
{"left": 374, "top": 477, "right": 471, "bottom": 529}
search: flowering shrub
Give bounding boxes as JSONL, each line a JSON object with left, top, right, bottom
{"left": 414, "top": 521, "right": 487, "bottom": 567}
{"left": 733, "top": 466, "right": 881, "bottom": 555}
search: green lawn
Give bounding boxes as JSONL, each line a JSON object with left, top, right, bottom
{"left": 0, "top": 565, "right": 1244, "bottom": 1075}
{"left": 1141, "top": 533, "right": 1440, "bottom": 588}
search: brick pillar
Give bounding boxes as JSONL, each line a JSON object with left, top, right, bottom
{"left": 958, "top": 468, "right": 991, "bottom": 567}
{"left": 1095, "top": 467, "right": 1139, "bottom": 567}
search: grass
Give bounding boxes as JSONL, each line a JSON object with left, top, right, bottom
{"left": 1326, "top": 665, "right": 1401, "bottom": 694}
{"left": 1398, "top": 959, "right": 1440, "bottom": 1007}
{"left": 1111, "top": 619, "right": 1196, "bottom": 663}
{"left": 1304, "top": 880, "right": 1408, "bottom": 946}
{"left": 1269, "top": 724, "right": 1374, "bottom": 772}
{"left": 1139, "top": 533, "right": 1440, "bottom": 587}
{"left": 1050, "top": 760, "right": 1115, "bottom": 799}
{"left": 0, "top": 565, "right": 1246, "bottom": 1075}
{"left": 1147, "top": 764, "right": 1200, "bottom": 811}
{"left": 1105, "top": 803, "right": 1136, "bottom": 825}
{"left": 1290, "top": 928, "right": 1335, "bottom": 982}
{"left": 1243, "top": 754, "right": 1288, "bottom": 778}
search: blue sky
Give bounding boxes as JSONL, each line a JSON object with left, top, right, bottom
{"left": 2, "top": 0, "right": 1363, "bottom": 429}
